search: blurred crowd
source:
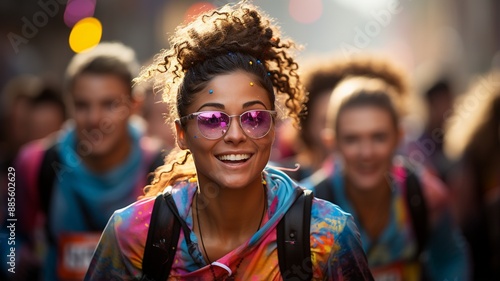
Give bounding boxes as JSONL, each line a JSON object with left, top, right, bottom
{"left": 272, "top": 54, "right": 500, "bottom": 280}
{"left": 0, "top": 15, "right": 499, "bottom": 281}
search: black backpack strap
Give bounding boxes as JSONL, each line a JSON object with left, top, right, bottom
{"left": 39, "top": 143, "right": 59, "bottom": 216}
{"left": 312, "top": 176, "right": 336, "bottom": 204}
{"left": 277, "top": 189, "right": 314, "bottom": 280}
{"left": 142, "top": 191, "right": 181, "bottom": 281}
{"left": 404, "top": 167, "right": 429, "bottom": 258}
{"left": 38, "top": 143, "right": 60, "bottom": 245}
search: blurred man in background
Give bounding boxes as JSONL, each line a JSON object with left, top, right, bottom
{"left": 2, "top": 42, "right": 163, "bottom": 281}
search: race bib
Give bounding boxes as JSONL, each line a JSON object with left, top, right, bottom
{"left": 57, "top": 232, "right": 101, "bottom": 281}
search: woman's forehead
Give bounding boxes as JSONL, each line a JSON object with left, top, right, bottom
{"left": 337, "top": 106, "right": 396, "bottom": 132}
{"left": 189, "top": 71, "right": 273, "bottom": 110}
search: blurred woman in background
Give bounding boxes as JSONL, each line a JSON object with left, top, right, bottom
{"left": 310, "top": 75, "right": 470, "bottom": 280}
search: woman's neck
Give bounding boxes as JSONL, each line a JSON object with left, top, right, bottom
{"left": 197, "top": 179, "right": 266, "bottom": 236}
{"left": 345, "top": 177, "right": 392, "bottom": 240}
{"left": 345, "top": 180, "right": 391, "bottom": 207}
{"left": 194, "top": 179, "right": 267, "bottom": 261}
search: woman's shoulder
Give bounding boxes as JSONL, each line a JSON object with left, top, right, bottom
{"left": 85, "top": 196, "right": 158, "bottom": 279}
{"left": 108, "top": 195, "right": 157, "bottom": 246}
{"left": 310, "top": 197, "right": 352, "bottom": 235}
{"left": 308, "top": 197, "right": 371, "bottom": 278}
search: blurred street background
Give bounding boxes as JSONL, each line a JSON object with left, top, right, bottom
{"left": 1, "top": 0, "right": 498, "bottom": 92}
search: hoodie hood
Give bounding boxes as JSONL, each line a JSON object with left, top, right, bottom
{"left": 167, "top": 166, "right": 303, "bottom": 277}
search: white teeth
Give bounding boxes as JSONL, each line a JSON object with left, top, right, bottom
{"left": 218, "top": 154, "right": 251, "bottom": 161}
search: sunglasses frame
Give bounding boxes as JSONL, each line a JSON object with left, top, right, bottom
{"left": 178, "top": 109, "right": 277, "bottom": 140}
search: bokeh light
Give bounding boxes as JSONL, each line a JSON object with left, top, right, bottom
{"left": 64, "top": 0, "right": 97, "bottom": 28}
{"left": 184, "top": 2, "right": 216, "bottom": 23}
{"left": 333, "top": 0, "right": 390, "bottom": 15}
{"left": 69, "top": 17, "right": 102, "bottom": 53}
{"left": 289, "top": 0, "right": 323, "bottom": 24}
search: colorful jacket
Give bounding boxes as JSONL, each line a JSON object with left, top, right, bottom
{"left": 85, "top": 167, "right": 374, "bottom": 280}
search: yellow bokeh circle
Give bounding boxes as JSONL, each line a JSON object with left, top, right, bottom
{"left": 69, "top": 17, "right": 102, "bottom": 53}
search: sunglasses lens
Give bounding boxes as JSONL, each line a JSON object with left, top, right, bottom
{"left": 240, "top": 110, "right": 273, "bottom": 139}
{"left": 194, "top": 110, "right": 274, "bottom": 139}
{"left": 197, "top": 111, "right": 230, "bottom": 139}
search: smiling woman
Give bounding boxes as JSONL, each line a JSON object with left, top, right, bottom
{"left": 84, "top": 1, "right": 373, "bottom": 280}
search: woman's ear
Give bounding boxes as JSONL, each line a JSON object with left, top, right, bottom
{"left": 321, "top": 128, "right": 336, "bottom": 153}
{"left": 175, "top": 121, "right": 189, "bottom": 150}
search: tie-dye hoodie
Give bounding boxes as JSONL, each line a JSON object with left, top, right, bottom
{"left": 85, "top": 167, "right": 373, "bottom": 280}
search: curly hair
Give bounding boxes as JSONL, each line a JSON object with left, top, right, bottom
{"left": 136, "top": 1, "right": 306, "bottom": 197}
{"left": 299, "top": 54, "right": 409, "bottom": 149}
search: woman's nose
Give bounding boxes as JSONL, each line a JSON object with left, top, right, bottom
{"left": 223, "top": 116, "right": 247, "bottom": 143}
